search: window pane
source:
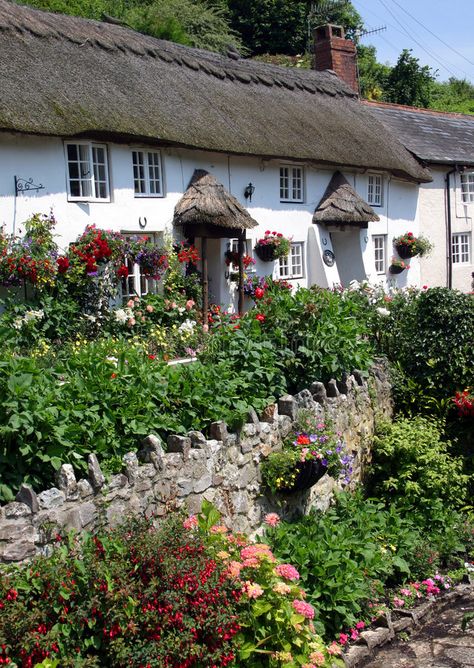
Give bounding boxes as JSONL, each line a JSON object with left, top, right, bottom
{"left": 133, "top": 151, "right": 146, "bottom": 194}
{"left": 147, "top": 152, "right": 162, "bottom": 195}
{"left": 279, "top": 256, "right": 289, "bottom": 277}
{"left": 373, "top": 235, "right": 385, "bottom": 273}
{"left": 280, "top": 167, "right": 289, "bottom": 200}
{"left": 291, "top": 243, "right": 303, "bottom": 276}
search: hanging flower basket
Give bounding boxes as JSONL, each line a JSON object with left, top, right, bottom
{"left": 255, "top": 244, "right": 276, "bottom": 262}
{"left": 393, "top": 232, "right": 433, "bottom": 259}
{"left": 254, "top": 231, "right": 291, "bottom": 262}
{"left": 389, "top": 258, "right": 408, "bottom": 274}
{"left": 279, "top": 459, "right": 327, "bottom": 494}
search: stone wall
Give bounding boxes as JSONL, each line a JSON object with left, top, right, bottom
{"left": 0, "top": 360, "right": 393, "bottom": 563}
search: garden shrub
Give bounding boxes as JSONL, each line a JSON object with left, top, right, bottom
{"left": 266, "top": 491, "right": 474, "bottom": 638}
{"left": 367, "top": 416, "right": 469, "bottom": 511}
{"left": 0, "top": 504, "right": 342, "bottom": 667}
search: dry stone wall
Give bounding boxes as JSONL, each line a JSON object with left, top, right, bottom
{"left": 0, "top": 360, "right": 393, "bottom": 563}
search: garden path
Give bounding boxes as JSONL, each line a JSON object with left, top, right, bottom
{"left": 360, "top": 586, "right": 474, "bottom": 668}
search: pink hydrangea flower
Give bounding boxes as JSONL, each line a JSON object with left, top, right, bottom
{"left": 393, "top": 597, "right": 405, "bottom": 608}
{"left": 209, "top": 525, "right": 228, "bottom": 534}
{"left": 327, "top": 641, "right": 342, "bottom": 655}
{"left": 264, "top": 513, "right": 281, "bottom": 527}
{"left": 275, "top": 564, "right": 300, "bottom": 581}
{"left": 182, "top": 515, "right": 198, "bottom": 530}
{"left": 356, "top": 621, "right": 365, "bottom": 630}
{"left": 244, "top": 581, "right": 264, "bottom": 599}
{"left": 292, "top": 599, "right": 315, "bottom": 619}
{"left": 309, "top": 651, "right": 326, "bottom": 666}
{"left": 227, "top": 561, "right": 243, "bottom": 579}
{"left": 339, "top": 632, "right": 349, "bottom": 645}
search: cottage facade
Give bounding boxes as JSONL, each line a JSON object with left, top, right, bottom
{"left": 0, "top": 1, "right": 431, "bottom": 307}
{"left": 366, "top": 102, "right": 474, "bottom": 293}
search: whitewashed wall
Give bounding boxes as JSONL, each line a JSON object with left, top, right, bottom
{"left": 0, "top": 132, "right": 421, "bottom": 306}
{"left": 419, "top": 167, "right": 473, "bottom": 292}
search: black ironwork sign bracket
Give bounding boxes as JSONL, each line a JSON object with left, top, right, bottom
{"left": 15, "top": 176, "right": 45, "bottom": 197}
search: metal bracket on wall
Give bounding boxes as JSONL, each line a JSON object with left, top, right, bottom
{"left": 14, "top": 176, "right": 45, "bottom": 197}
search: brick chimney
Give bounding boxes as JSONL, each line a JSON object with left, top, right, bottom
{"left": 313, "top": 25, "right": 358, "bottom": 95}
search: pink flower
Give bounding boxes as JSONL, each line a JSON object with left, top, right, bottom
{"left": 273, "top": 582, "right": 291, "bottom": 595}
{"left": 339, "top": 632, "right": 349, "bottom": 645}
{"left": 400, "top": 588, "right": 412, "bottom": 596}
{"left": 292, "top": 599, "right": 315, "bottom": 619}
{"left": 146, "top": 304, "right": 154, "bottom": 313}
{"left": 350, "top": 628, "right": 359, "bottom": 640}
{"left": 127, "top": 299, "right": 134, "bottom": 308}
{"left": 183, "top": 515, "right": 198, "bottom": 530}
{"left": 210, "top": 525, "right": 228, "bottom": 534}
{"left": 264, "top": 513, "right": 280, "bottom": 527}
{"left": 327, "top": 642, "right": 342, "bottom": 656}
{"left": 275, "top": 564, "right": 300, "bottom": 581}
{"left": 393, "top": 597, "right": 405, "bottom": 608}
{"left": 244, "top": 581, "right": 264, "bottom": 599}
{"left": 309, "top": 652, "right": 325, "bottom": 666}
{"left": 356, "top": 621, "right": 365, "bottom": 630}
{"left": 185, "top": 299, "right": 195, "bottom": 311}
{"left": 227, "top": 561, "right": 243, "bottom": 578}
{"left": 127, "top": 318, "right": 136, "bottom": 327}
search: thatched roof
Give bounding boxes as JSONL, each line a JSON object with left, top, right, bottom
{"left": 0, "top": 1, "right": 430, "bottom": 182}
{"left": 313, "top": 171, "right": 380, "bottom": 227}
{"left": 174, "top": 170, "right": 258, "bottom": 232}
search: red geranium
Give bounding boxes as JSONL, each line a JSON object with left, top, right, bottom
{"left": 255, "top": 313, "right": 265, "bottom": 323}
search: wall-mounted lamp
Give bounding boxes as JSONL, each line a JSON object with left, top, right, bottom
{"left": 244, "top": 182, "right": 255, "bottom": 202}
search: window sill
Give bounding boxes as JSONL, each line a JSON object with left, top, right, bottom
{"left": 134, "top": 193, "right": 165, "bottom": 199}
{"left": 67, "top": 197, "right": 111, "bottom": 203}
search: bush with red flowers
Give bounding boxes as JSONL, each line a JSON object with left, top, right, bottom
{"left": 0, "top": 513, "right": 242, "bottom": 667}
{"left": 453, "top": 388, "right": 474, "bottom": 419}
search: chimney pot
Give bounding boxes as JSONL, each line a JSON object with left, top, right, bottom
{"left": 313, "top": 24, "right": 358, "bottom": 95}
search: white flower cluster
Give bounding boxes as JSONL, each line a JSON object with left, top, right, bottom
{"left": 114, "top": 307, "right": 134, "bottom": 324}
{"left": 12, "top": 309, "right": 44, "bottom": 330}
{"left": 178, "top": 319, "right": 196, "bottom": 336}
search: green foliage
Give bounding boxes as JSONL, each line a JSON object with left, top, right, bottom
{"left": 357, "top": 44, "right": 390, "bottom": 100}
{"left": 368, "top": 417, "right": 469, "bottom": 511}
{"left": 378, "top": 288, "right": 474, "bottom": 402}
{"left": 266, "top": 491, "right": 474, "bottom": 638}
{"left": 384, "top": 49, "right": 436, "bottom": 107}
{"left": 23, "top": 0, "right": 242, "bottom": 53}
{"left": 430, "top": 77, "right": 474, "bottom": 115}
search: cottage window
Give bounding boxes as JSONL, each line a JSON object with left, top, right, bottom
{"left": 452, "top": 233, "right": 471, "bottom": 264}
{"left": 460, "top": 172, "right": 474, "bottom": 203}
{"left": 278, "top": 242, "right": 304, "bottom": 279}
{"left": 367, "top": 174, "right": 383, "bottom": 207}
{"left": 121, "top": 232, "right": 163, "bottom": 298}
{"left": 280, "top": 165, "right": 304, "bottom": 202}
{"left": 373, "top": 235, "right": 386, "bottom": 274}
{"left": 132, "top": 150, "right": 164, "bottom": 197}
{"left": 66, "top": 142, "right": 110, "bottom": 201}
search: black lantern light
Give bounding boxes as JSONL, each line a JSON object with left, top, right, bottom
{"left": 244, "top": 182, "right": 255, "bottom": 202}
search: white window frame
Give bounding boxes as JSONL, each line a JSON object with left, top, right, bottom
{"left": 460, "top": 172, "right": 474, "bottom": 204}
{"left": 278, "top": 242, "right": 305, "bottom": 279}
{"left": 65, "top": 141, "right": 110, "bottom": 202}
{"left": 121, "top": 232, "right": 163, "bottom": 299}
{"left": 372, "top": 234, "right": 386, "bottom": 274}
{"left": 279, "top": 165, "right": 304, "bottom": 203}
{"left": 367, "top": 174, "right": 383, "bottom": 207}
{"left": 452, "top": 233, "right": 471, "bottom": 265}
{"left": 132, "top": 149, "right": 164, "bottom": 197}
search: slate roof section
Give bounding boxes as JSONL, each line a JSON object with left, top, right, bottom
{"left": 0, "top": 0, "right": 430, "bottom": 182}
{"left": 365, "top": 101, "right": 474, "bottom": 166}
{"left": 313, "top": 171, "right": 379, "bottom": 227}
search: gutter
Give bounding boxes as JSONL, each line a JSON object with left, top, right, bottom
{"left": 445, "top": 166, "right": 458, "bottom": 289}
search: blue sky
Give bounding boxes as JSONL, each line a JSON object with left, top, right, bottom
{"left": 353, "top": 0, "right": 474, "bottom": 83}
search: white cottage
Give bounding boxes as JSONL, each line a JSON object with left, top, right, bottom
{"left": 0, "top": 2, "right": 431, "bottom": 308}
{"left": 366, "top": 102, "right": 474, "bottom": 293}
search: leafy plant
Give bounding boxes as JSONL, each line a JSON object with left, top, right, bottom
{"left": 367, "top": 417, "right": 469, "bottom": 511}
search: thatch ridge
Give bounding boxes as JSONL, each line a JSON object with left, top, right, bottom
{"left": 174, "top": 170, "right": 258, "bottom": 231}
{"left": 313, "top": 171, "right": 380, "bottom": 225}
{"left": 0, "top": 0, "right": 431, "bottom": 182}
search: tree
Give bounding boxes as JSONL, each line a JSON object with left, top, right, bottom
{"left": 357, "top": 44, "right": 390, "bottom": 100}
{"left": 385, "top": 49, "right": 436, "bottom": 108}
{"left": 430, "top": 77, "right": 474, "bottom": 115}
{"left": 226, "top": 0, "right": 363, "bottom": 56}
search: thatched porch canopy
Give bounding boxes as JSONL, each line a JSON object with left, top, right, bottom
{"left": 173, "top": 169, "right": 258, "bottom": 237}
{"left": 313, "top": 171, "right": 380, "bottom": 229}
